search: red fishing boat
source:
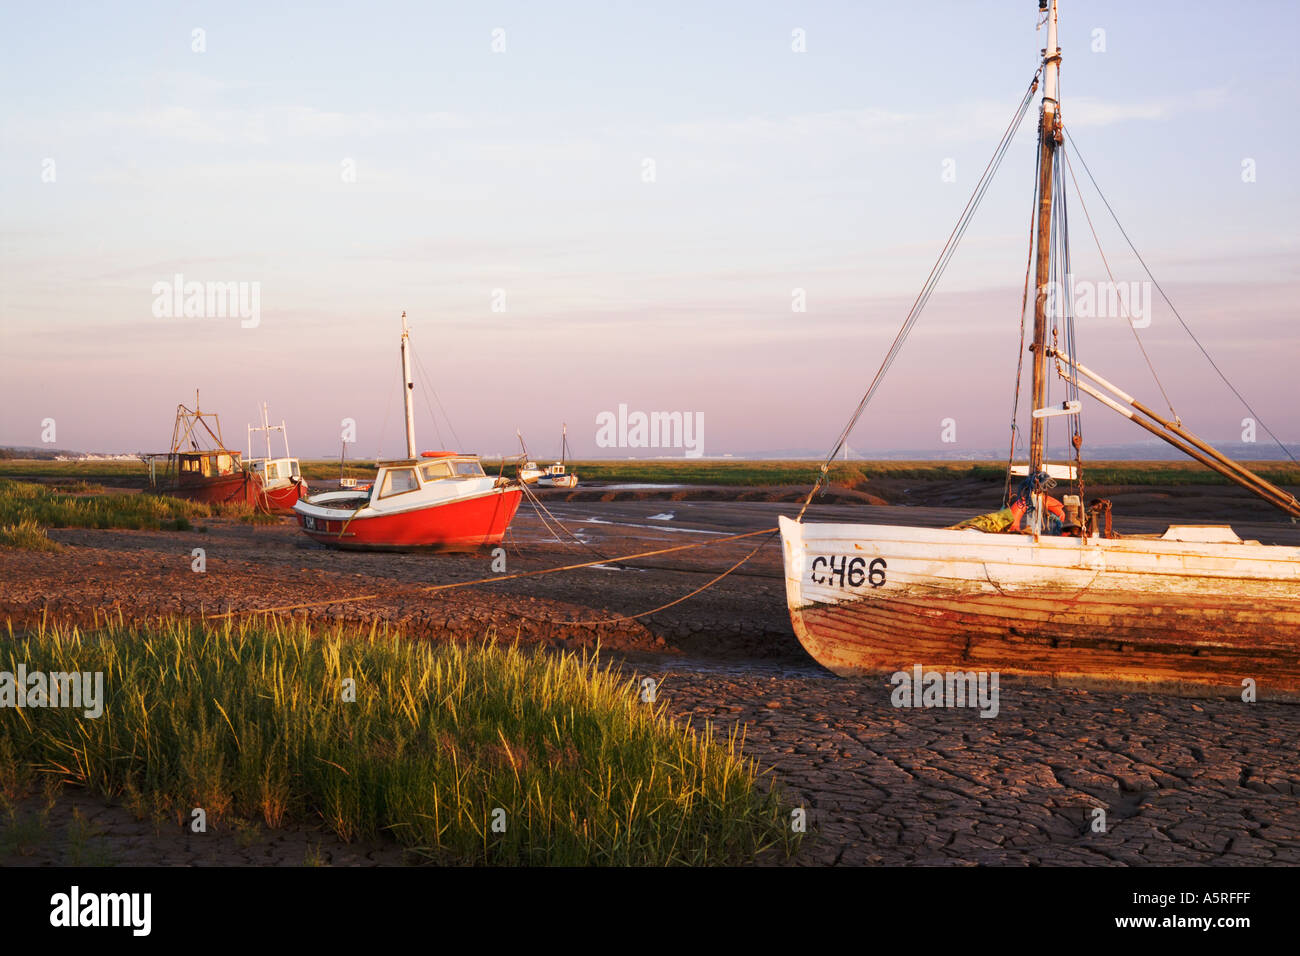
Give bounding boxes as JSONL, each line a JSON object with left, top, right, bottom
{"left": 245, "top": 402, "right": 308, "bottom": 514}
{"left": 145, "top": 396, "right": 262, "bottom": 506}
{"left": 293, "top": 313, "right": 523, "bottom": 550}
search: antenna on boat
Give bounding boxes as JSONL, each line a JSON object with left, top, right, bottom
{"left": 400, "top": 311, "right": 417, "bottom": 459}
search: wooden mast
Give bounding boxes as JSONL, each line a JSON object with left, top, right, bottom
{"left": 1028, "top": 0, "right": 1062, "bottom": 478}
{"left": 400, "top": 311, "right": 417, "bottom": 459}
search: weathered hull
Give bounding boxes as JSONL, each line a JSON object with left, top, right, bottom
{"left": 163, "top": 472, "right": 262, "bottom": 506}
{"left": 778, "top": 515, "right": 1300, "bottom": 701}
{"left": 296, "top": 487, "right": 523, "bottom": 551}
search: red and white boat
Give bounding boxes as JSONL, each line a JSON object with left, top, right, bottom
{"left": 293, "top": 313, "right": 523, "bottom": 551}
{"left": 245, "top": 402, "right": 308, "bottom": 514}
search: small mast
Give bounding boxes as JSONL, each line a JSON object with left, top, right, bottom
{"left": 400, "top": 311, "right": 417, "bottom": 459}
{"left": 1028, "top": 0, "right": 1062, "bottom": 478}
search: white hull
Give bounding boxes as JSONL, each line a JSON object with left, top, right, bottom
{"left": 778, "top": 515, "right": 1300, "bottom": 700}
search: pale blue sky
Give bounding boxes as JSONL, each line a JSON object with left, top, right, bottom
{"left": 2, "top": 1, "right": 1296, "bottom": 458}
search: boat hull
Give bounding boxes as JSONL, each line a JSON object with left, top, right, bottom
{"left": 296, "top": 486, "right": 523, "bottom": 551}
{"left": 260, "top": 479, "right": 307, "bottom": 515}
{"left": 162, "top": 472, "right": 262, "bottom": 506}
{"left": 778, "top": 515, "right": 1300, "bottom": 701}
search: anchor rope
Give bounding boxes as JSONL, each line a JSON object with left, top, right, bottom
{"left": 205, "top": 526, "right": 778, "bottom": 621}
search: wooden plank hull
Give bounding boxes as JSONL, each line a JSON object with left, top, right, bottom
{"left": 778, "top": 515, "right": 1300, "bottom": 701}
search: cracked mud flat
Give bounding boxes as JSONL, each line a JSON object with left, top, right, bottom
{"left": 1, "top": 488, "right": 1298, "bottom": 865}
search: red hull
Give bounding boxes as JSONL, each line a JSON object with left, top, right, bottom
{"left": 261, "top": 481, "right": 306, "bottom": 515}
{"left": 297, "top": 488, "right": 523, "bottom": 551}
{"left": 164, "top": 472, "right": 262, "bottom": 506}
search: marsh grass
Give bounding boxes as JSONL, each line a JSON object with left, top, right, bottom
{"left": 0, "top": 479, "right": 283, "bottom": 535}
{"left": 0, "top": 517, "right": 62, "bottom": 551}
{"left": 0, "top": 479, "right": 207, "bottom": 532}
{"left": 0, "top": 617, "right": 798, "bottom": 865}
{"left": 3, "top": 457, "right": 1296, "bottom": 489}
{"left": 479, "top": 459, "right": 1300, "bottom": 488}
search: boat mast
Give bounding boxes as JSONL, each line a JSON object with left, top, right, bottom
{"left": 400, "top": 311, "right": 417, "bottom": 458}
{"left": 262, "top": 401, "right": 272, "bottom": 460}
{"left": 1028, "top": 0, "right": 1062, "bottom": 477}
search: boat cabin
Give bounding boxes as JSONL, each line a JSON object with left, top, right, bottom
{"left": 248, "top": 457, "right": 301, "bottom": 485}
{"left": 374, "top": 454, "right": 487, "bottom": 498}
{"left": 176, "top": 449, "right": 243, "bottom": 483}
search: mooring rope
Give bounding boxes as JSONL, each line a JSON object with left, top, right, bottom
{"left": 550, "top": 528, "right": 780, "bottom": 626}
{"left": 205, "top": 526, "right": 778, "bottom": 621}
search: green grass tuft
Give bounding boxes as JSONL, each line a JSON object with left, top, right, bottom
{"left": 0, "top": 517, "right": 63, "bottom": 551}
{"left": 0, "top": 479, "right": 209, "bottom": 532}
{"left": 0, "top": 617, "right": 799, "bottom": 865}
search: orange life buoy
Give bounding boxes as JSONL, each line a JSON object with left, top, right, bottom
{"left": 1009, "top": 495, "right": 1063, "bottom": 533}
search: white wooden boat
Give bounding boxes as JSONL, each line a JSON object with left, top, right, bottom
{"left": 514, "top": 431, "right": 544, "bottom": 484}
{"left": 779, "top": 0, "right": 1300, "bottom": 700}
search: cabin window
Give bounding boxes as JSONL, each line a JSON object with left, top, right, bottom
{"left": 455, "top": 460, "right": 485, "bottom": 477}
{"left": 290, "top": 460, "right": 300, "bottom": 478}
{"left": 379, "top": 467, "right": 418, "bottom": 497}
{"left": 266, "top": 462, "right": 281, "bottom": 480}
{"left": 180, "top": 457, "right": 201, "bottom": 474}
{"left": 420, "top": 461, "right": 452, "bottom": 482}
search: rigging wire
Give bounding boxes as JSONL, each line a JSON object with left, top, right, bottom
{"left": 410, "top": 353, "right": 448, "bottom": 450}
{"left": 411, "top": 342, "right": 465, "bottom": 451}
{"left": 1059, "top": 136, "right": 1178, "bottom": 422}
{"left": 797, "top": 68, "right": 1043, "bottom": 520}
{"left": 1063, "top": 130, "right": 1296, "bottom": 463}
{"left": 1051, "top": 145, "right": 1086, "bottom": 501}
{"left": 1002, "top": 130, "right": 1042, "bottom": 506}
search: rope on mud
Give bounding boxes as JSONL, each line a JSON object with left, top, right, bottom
{"left": 516, "top": 479, "right": 630, "bottom": 568}
{"left": 204, "top": 527, "right": 779, "bottom": 621}
{"left": 550, "top": 529, "right": 780, "bottom": 626}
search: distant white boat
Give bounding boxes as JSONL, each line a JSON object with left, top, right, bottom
{"left": 537, "top": 423, "right": 579, "bottom": 489}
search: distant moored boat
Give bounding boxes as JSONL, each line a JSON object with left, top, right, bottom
{"left": 145, "top": 395, "right": 262, "bottom": 506}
